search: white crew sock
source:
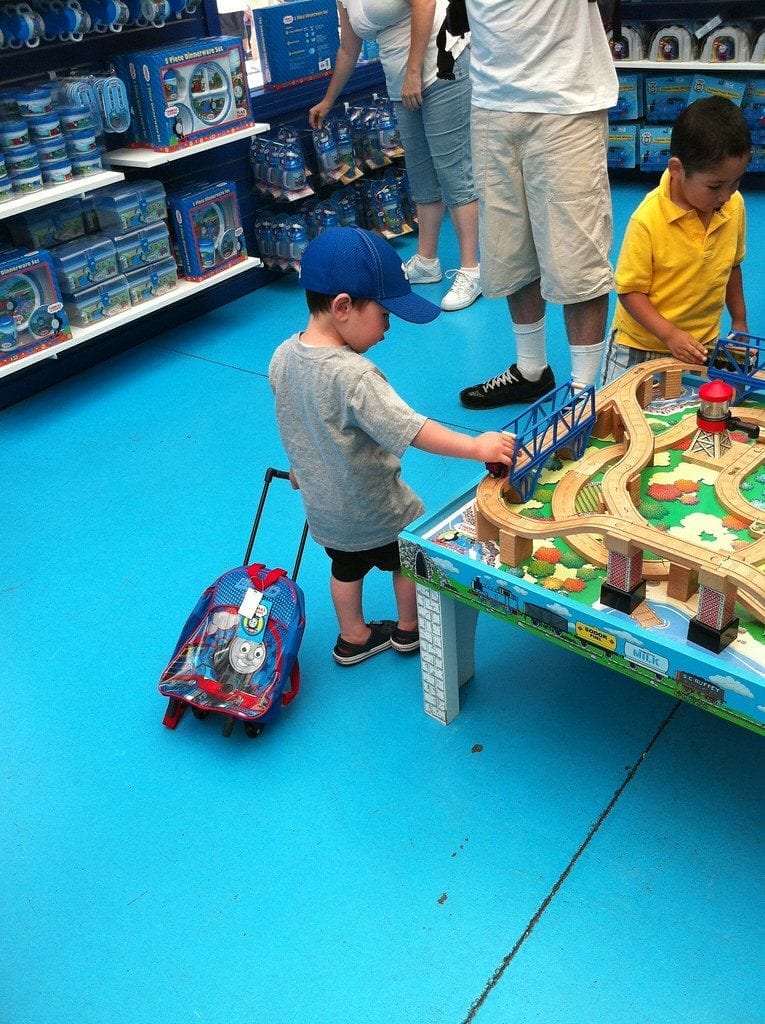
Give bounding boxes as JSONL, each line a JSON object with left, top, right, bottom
{"left": 570, "top": 340, "right": 606, "bottom": 388}
{"left": 513, "top": 317, "right": 547, "bottom": 381}
{"left": 415, "top": 254, "right": 440, "bottom": 266}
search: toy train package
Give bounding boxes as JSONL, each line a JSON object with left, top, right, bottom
{"left": 159, "top": 468, "right": 308, "bottom": 738}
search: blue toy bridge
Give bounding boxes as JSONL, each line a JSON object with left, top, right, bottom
{"left": 500, "top": 382, "right": 596, "bottom": 502}
{"left": 707, "top": 332, "right": 765, "bottom": 402}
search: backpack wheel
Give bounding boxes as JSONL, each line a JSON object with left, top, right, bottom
{"left": 192, "top": 707, "right": 209, "bottom": 719}
{"left": 245, "top": 723, "right": 263, "bottom": 739}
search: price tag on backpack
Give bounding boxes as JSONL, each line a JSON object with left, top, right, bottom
{"left": 239, "top": 587, "right": 263, "bottom": 619}
{"left": 239, "top": 588, "right": 272, "bottom": 643}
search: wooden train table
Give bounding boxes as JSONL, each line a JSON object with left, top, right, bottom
{"left": 399, "top": 353, "right": 765, "bottom": 735}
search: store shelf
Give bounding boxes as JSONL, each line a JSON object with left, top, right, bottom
{"left": 106, "top": 123, "right": 271, "bottom": 168}
{"left": 616, "top": 61, "right": 765, "bottom": 71}
{"left": 0, "top": 171, "right": 126, "bottom": 220}
{"left": 0, "top": 256, "right": 262, "bottom": 380}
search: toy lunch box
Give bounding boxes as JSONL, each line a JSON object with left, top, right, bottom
{"left": 110, "top": 221, "right": 171, "bottom": 272}
{"left": 51, "top": 235, "right": 119, "bottom": 293}
{"left": 6, "top": 198, "right": 85, "bottom": 249}
{"left": 125, "top": 257, "right": 178, "bottom": 305}
{"left": 65, "top": 274, "right": 131, "bottom": 327}
{"left": 92, "top": 180, "right": 167, "bottom": 232}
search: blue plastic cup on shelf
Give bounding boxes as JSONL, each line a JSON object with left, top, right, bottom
{"left": 58, "top": 104, "right": 94, "bottom": 135}
{"left": 64, "top": 128, "right": 98, "bottom": 156}
{"left": 0, "top": 177, "right": 13, "bottom": 204}
{"left": 0, "top": 117, "right": 31, "bottom": 150}
{"left": 36, "top": 136, "right": 69, "bottom": 164}
{"left": 0, "top": 92, "right": 20, "bottom": 118}
{"left": 26, "top": 112, "right": 63, "bottom": 142}
{"left": 0, "top": 314, "right": 18, "bottom": 352}
{"left": 5, "top": 144, "right": 40, "bottom": 174}
{"left": 15, "top": 85, "right": 55, "bottom": 118}
{"left": 10, "top": 166, "right": 44, "bottom": 193}
{"left": 41, "top": 157, "right": 73, "bottom": 184}
{"left": 198, "top": 237, "right": 216, "bottom": 268}
{"left": 70, "top": 150, "right": 103, "bottom": 176}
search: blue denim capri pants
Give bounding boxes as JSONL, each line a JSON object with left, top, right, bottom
{"left": 393, "top": 48, "right": 476, "bottom": 209}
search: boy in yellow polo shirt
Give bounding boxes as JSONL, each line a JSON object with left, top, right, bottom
{"left": 601, "top": 96, "right": 751, "bottom": 385}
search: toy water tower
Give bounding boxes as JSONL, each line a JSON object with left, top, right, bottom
{"left": 688, "top": 379, "right": 735, "bottom": 459}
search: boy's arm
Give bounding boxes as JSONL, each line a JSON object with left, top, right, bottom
{"left": 725, "top": 264, "right": 748, "bottom": 335}
{"left": 411, "top": 419, "right": 515, "bottom": 467}
{"left": 618, "top": 291, "right": 709, "bottom": 364}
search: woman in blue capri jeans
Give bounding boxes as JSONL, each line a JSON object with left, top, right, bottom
{"left": 309, "top": 0, "right": 481, "bottom": 312}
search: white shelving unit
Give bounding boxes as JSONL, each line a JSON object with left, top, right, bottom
{"left": 1, "top": 122, "right": 271, "bottom": 381}
{"left": 0, "top": 256, "right": 262, "bottom": 380}
{"left": 0, "top": 171, "right": 126, "bottom": 219}
{"left": 616, "top": 61, "right": 764, "bottom": 71}
{"left": 106, "top": 122, "right": 270, "bottom": 169}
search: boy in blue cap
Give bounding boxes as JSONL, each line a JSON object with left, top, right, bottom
{"left": 269, "top": 227, "right": 515, "bottom": 666}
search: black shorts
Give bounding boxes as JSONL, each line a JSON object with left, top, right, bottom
{"left": 325, "top": 541, "right": 402, "bottom": 583}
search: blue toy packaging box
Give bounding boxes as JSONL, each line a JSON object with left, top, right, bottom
{"left": 0, "top": 248, "right": 72, "bottom": 365}
{"left": 644, "top": 74, "right": 693, "bottom": 123}
{"left": 607, "top": 125, "right": 638, "bottom": 168}
{"left": 608, "top": 73, "right": 643, "bottom": 122}
{"left": 742, "top": 78, "right": 765, "bottom": 130}
{"left": 167, "top": 180, "right": 247, "bottom": 281}
{"left": 112, "top": 36, "right": 254, "bottom": 151}
{"left": 252, "top": 0, "right": 338, "bottom": 89}
{"left": 638, "top": 124, "right": 672, "bottom": 173}
{"left": 687, "top": 75, "right": 747, "bottom": 108}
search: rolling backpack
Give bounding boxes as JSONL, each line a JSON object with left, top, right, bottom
{"left": 159, "top": 468, "right": 308, "bottom": 738}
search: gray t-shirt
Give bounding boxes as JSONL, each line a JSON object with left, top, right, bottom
{"left": 268, "top": 333, "right": 426, "bottom": 551}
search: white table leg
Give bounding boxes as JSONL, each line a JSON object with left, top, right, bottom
{"left": 416, "top": 583, "right": 478, "bottom": 724}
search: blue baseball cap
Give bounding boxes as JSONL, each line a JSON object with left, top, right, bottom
{"left": 298, "top": 227, "right": 440, "bottom": 324}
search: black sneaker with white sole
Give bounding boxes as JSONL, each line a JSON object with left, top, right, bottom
{"left": 390, "top": 625, "right": 419, "bottom": 653}
{"left": 333, "top": 620, "right": 395, "bottom": 666}
{"left": 459, "top": 363, "right": 556, "bottom": 409}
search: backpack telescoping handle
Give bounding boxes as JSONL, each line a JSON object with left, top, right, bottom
{"left": 243, "top": 467, "right": 308, "bottom": 581}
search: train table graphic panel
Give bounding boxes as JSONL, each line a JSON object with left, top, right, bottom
{"left": 399, "top": 359, "right": 765, "bottom": 734}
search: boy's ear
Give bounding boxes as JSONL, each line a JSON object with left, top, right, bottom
{"left": 331, "top": 293, "right": 353, "bottom": 319}
{"left": 667, "top": 155, "right": 684, "bottom": 179}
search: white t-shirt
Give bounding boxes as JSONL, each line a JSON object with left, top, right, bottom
{"left": 339, "top": 0, "right": 450, "bottom": 100}
{"left": 466, "top": 0, "right": 617, "bottom": 113}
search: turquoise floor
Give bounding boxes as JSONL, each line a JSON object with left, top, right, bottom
{"left": 2, "top": 182, "right": 764, "bottom": 1024}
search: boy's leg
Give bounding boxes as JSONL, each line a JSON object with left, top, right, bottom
{"left": 330, "top": 575, "right": 368, "bottom": 645}
{"left": 391, "top": 570, "right": 420, "bottom": 654}
{"left": 393, "top": 570, "right": 417, "bottom": 632}
{"left": 327, "top": 546, "right": 395, "bottom": 667}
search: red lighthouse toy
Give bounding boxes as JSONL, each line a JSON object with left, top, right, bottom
{"left": 688, "top": 379, "right": 735, "bottom": 459}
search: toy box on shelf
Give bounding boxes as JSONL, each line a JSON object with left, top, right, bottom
{"left": 644, "top": 74, "right": 694, "bottom": 123}
{"left": 252, "top": 0, "right": 338, "bottom": 90}
{"left": 90, "top": 179, "right": 167, "bottom": 233}
{"left": 5, "top": 198, "right": 85, "bottom": 249}
{"left": 607, "top": 124, "right": 638, "bottom": 169}
{"left": 0, "top": 248, "right": 72, "bottom": 366}
{"left": 111, "top": 36, "right": 254, "bottom": 152}
{"left": 168, "top": 180, "right": 246, "bottom": 280}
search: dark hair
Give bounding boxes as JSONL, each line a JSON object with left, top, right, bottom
{"left": 304, "top": 289, "right": 371, "bottom": 315}
{"left": 670, "top": 97, "right": 751, "bottom": 175}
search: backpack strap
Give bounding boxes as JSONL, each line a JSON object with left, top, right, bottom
{"left": 281, "top": 660, "right": 300, "bottom": 707}
{"left": 246, "top": 564, "right": 288, "bottom": 590}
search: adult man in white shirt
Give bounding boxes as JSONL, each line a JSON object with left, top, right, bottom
{"left": 460, "top": 0, "right": 619, "bottom": 408}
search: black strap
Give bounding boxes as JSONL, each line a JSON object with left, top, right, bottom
{"left": 436, "top": 0, "right": 470, "bottom": 81}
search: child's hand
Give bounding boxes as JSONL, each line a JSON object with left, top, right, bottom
{"left": 289, "top": 469, "right": 300, "bottom": 490}
{"left": 665, "top": 328, "right": 708, "bottom": 364}
{"left": 476, "top": 431, "right": 515, "bottom": 466}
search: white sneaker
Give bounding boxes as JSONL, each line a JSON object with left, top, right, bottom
{"left": 404, "top": 253, "right": 442, "bottom": 284}
{"left": 440, "top": 268, "right": 482, "bottom": 311}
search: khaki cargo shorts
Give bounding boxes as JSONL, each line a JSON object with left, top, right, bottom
{"left": 471, "top": 107, "right": 614, "bottom": 304}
